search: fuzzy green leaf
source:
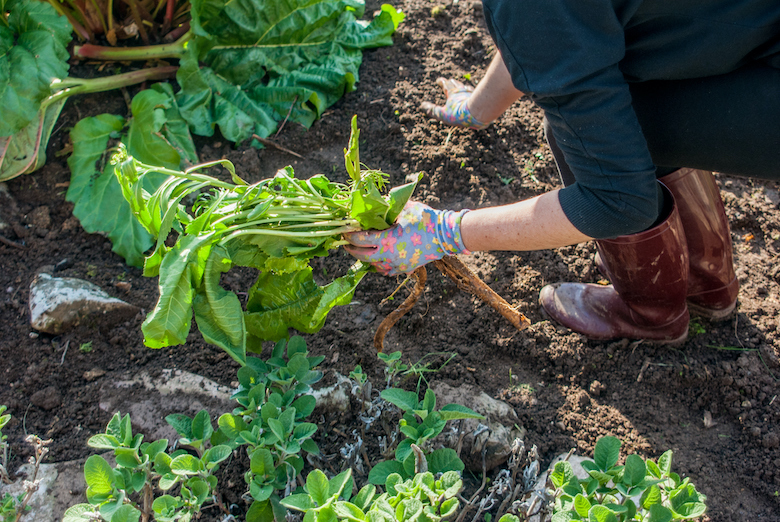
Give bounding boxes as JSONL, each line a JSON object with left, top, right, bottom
{"left": 623, "top": 454, "right": 647, "bottom": 487}
{"left": 307, "top": 468, "right": 331, "bottom": 506}
{"left": 84, "top": 455, "right": 114, "bottom": 496}
{"left": 380, "top": 389, "right": 419, "bottom": 412}
{"left": 438, "top": 404, "right": 484, "bottom": 421}
{"left": 594, "top": 436, "right": 621, "bottom": 471}
{"left": 426, "top": 448, "right": 464, "bottom": 474}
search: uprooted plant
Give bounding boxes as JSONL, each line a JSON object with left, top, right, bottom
{"left": 113, "top": 116, "right": 421, "bottom": 361}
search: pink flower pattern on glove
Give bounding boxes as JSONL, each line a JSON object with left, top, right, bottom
{"left": 344, "top": 202, "right": 470, "bottom": 276}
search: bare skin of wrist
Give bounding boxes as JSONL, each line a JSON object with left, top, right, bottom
{"left": 466, "top": 54, "right": 524, "bottom": 124}
{"left": 460, "top": 190, "right": 593, "bottom": 252}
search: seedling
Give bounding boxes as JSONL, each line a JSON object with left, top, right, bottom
{"left": 550, "top": 436, "right": 706, "bottom": 521}
{"left": 368, "top": 387, "right": 483, "bottom": 485}
{"left": 63, "top": 410, "right": 231, "bottom": 522}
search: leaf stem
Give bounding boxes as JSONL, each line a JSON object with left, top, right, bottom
{"left": 74, "top": 30, "right": 191, "bottom": 61}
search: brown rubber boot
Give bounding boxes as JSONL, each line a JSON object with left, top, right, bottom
{"left": 593, "top": 169, "right": 738, "bottom": 319}
{"left": 539, "top": 185, "right": 690, "bottom": 342}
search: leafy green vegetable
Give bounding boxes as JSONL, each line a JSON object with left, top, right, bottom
{"left": 76, "top": 1, "right": 405, "bottom": 145}
{"left": 66, "top": 83, "right": 198, "bottom": 267}
{"left": 115, "top": 116, "right": 420, "bottom": 363}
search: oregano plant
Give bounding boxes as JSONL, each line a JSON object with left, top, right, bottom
{"left": 550, "top": 436, "right": 707, "bottom": 522}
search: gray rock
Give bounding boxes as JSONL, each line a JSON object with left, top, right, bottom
{"left": 29, "top": 273, "right": 139, "bottom": 334}
{"left": 431, "top": 382, "right": 526, "bottom": 472}
{"left": 0, "top": 462, "right": 58, "bottom": 522}
{"left": 101, "top": 369, "right": 235, "bottom": 441}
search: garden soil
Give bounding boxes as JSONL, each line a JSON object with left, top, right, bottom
{"left": 2, "top": 0, "right": 780, "bottom": 520}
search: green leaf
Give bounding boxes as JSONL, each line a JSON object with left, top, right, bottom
{"left": 334, "top": 501, "right": 367, "bottom": 522}
{"left": 426, "top": 448, "right": 464, "bottom": 474}
{"left": 367, "top": 460, "right": 405, "bottom": 486}
{"left": 165, "top": 413, "right": 194, "bottom": 439}
{"left": 191, "top": 410, "right": 214, "bottom": 441}
{"left": 87, "top": 434, "right": 121, "bottom": 450}
{"left": 587, "top": 505, "right": 617, "bottom": 522}
{"left": 0, "top": 0, "right": 71, "bottom": 136}
{"left": 307, "top": 468, "right": 331, "bottom": 506}
{"left": 250, "top": 448, "right": 274, "bottom": 476}
{"left": 84, "top": 455, "right": 114, "bottom": 496}
{"left": 246, "top": 500, "right": 275, "bottom": 522}
{"left": 0, "top": 97, "right": 66, "bottom": 181}
{"left": 438, "top": 404, "right": 484, "bottom": 421}
{"left": 143, "top": 234, "right": 213, "bottom": 347}
{"left": 65, "top": 114, "right": 157, "bottom": 267}
{"left": 669, "top": 484, "right": 707, "bottom": 518}
{"left": 647, "top": 504, "right": 672, "bottom": 522}
{"left": 281, "top": 493, "right": 314, "bottom": 512}
{"left": 245, "top": 264, "right": 367, "bottom": 341}
{"left": 204, "top": 445, "right": 232, "bottom": 466}
{"left": 551, "top": 461, "right": 575, "bottom": 489}
{"left": 574, "top": 494, "right": 591, "bottom": 517}
{"left": 180, "top": 0, "right": 402, "bottom": 143}
{"left": 657, "top": 450, "right": 673, "bottom": 476}
{"left": 380, "top": 389, "right": 419, "bottom": 412}
{"left": 622, "top": 454, "right": 646, "bottom": 487}
{"left": 170, "top": 454, "right": 201, "bottom": 475}
{"left": 329, "top": 468, "right": 353, "bottom": 499}
{"left": 594, "top": 436, "right": 621, "bottom": 471}
{"left": 194, "top": 247, "right": 247, "bottom": 363}
{"left": 62, "top": 504, "right": 96, "bottom": 522}
{"left": 110, "top": 503, "right": 142, "bottom": 522}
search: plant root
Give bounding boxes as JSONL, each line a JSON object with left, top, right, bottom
{"left": 433, "top": 256, "right": 531, "bottom": 331}
{"left": 373, "top": 256, "right": 531, "bottom": 352}
{"left": 374, "top": 267, "right": 427, "bottom": 352}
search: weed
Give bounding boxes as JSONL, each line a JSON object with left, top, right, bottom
{"left": 78, "top": 341, "right": 93, "bottom": 353}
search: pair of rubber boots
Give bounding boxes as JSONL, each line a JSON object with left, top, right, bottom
{"left": 540, "top": 168, "right": 739, "bottom": 343}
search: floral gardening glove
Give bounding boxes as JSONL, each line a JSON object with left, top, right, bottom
{"left": 344, "top": 201, "right": 471, "bottom": 276}
{"left": 421, "top": 77, "right": 489, "bottom": 129}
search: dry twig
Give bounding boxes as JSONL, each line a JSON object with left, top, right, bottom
{"left": 251, "top": 134, "right": 303, "bottom": 158}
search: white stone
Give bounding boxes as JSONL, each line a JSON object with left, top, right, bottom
{"left": 29, "top": 273, "right": 139, "bottom": 334}
{"left": 431, "top": 382, "right": 526, "bottom": 472}
{"left": 0, "top": 462, "right": 58, "bottom": 522}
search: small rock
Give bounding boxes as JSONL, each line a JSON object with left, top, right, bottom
{"left": 31, "top": 386, "right": 62, "bottom": 410}
{"left": 83, "top": 368, "right": 106, "bottom": 381}
{"left": 431, "top": 382, "right": 525, "bottom": 472}
{"left": 589, "top": 380, "right": 605, "bottom": 396}
{"left": 762, "top": 433, "right": 779, "bottom": 449}
{"left": 29, "top": 273, "right": 140, "bottom": 334}
{"left": 28, "top": 206, "right": 51, "bottom": 228}
{"left": 703, "top": 410, "right": 717, "bottom": 429}
{"left": 115, "top": 281, "right": 132, "bottom": 293}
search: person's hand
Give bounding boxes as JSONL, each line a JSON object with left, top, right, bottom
{"left": 421, "top": 77, "right": 489, "bottom": 129}
{"left": 344, "top": 201, "right": 471, "bottom": 276}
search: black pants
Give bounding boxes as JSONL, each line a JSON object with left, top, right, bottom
{"left": 545, "top": 63, "right": 780, "bottom": 187}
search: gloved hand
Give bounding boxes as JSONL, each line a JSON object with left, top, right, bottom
{"left": 344, "top": 201, "right": 471, "bottom": 276}
{"left": 421, "top": 77, "right": 489, "bottom": 129}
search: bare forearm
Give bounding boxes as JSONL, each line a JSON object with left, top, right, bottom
{"left": 468, "top": 54, "right": 524, "bottom": 124}
{"left": 460, "top": 190, "right": 592, "bottom": 252}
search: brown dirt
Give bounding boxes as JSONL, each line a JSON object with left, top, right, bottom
{"left": 2, "top": 0, "right": 780, "bottom": 520}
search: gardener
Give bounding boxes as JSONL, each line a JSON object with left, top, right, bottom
{"left": 344, "top": 0, "right": 780, "bottom": 343}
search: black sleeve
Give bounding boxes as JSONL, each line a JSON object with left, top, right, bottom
{"left": 482, "top": 0, "right": 663, "bottom": 238}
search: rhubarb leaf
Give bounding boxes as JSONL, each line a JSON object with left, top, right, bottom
{"left": 193, "top": 245, "right": 247, "bottom": 365}
{"left": 177, "top": 0, "right": 403, "bottom": 144}
{"left": 0, "top": 97, "right": 66, "bottom": 181}
{"left": 245, "top": 263, "right": 367, "bottom": 342}
{"left": 67, "top": 85, "right": 198, "bottom": 267}
{"left": 0, "top": 0, "right": 71, "bottom": 136}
